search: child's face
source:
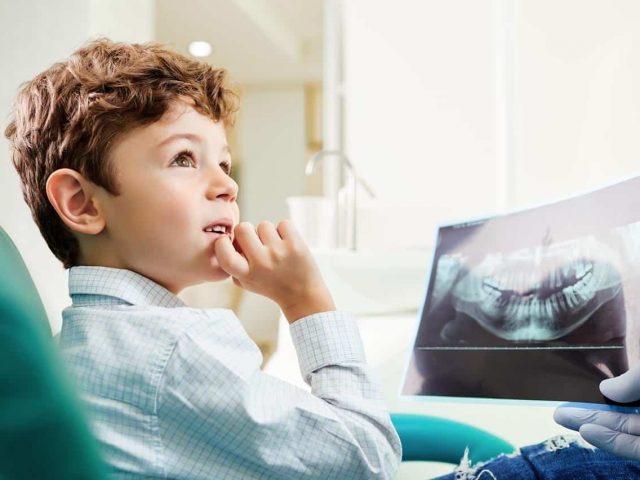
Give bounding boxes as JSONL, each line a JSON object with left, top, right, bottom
{"left": 94, "top": 99, "right": 239, "bottom": 293}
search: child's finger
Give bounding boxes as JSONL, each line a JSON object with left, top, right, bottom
{"left": 275, "top": 219, "right": 302, "bottom": 242}
{"left": 233, "top": 222, "right": 265, "bottom": 262}
{"left": 256, "top": 221, "right": 281, "bottom": 247}
{"left": 214, "top": 235, "right": 250, "bottom": 277}
{"left": 276, "top": 220, "right": 310, "bottom": 255}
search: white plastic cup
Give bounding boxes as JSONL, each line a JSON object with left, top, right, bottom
{"left": 286, "top": 196, "right": 337, "bottom": 249}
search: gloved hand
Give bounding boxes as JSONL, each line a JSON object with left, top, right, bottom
{"left": 554, "top": 364, "right": 640, "bottom": 460}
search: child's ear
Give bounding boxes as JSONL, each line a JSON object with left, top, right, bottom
{"left": 45, "top": 168, "right": 106, "bottom": 235}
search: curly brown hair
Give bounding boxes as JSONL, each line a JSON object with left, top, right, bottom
{"left": 4, "top": 38, "right": 239, "bottom": 269}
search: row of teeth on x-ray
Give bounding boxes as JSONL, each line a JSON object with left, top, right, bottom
{"left": 428, "top": 223, "right": 640, "bottom": 341}
{"left": 481, "top": 275, "right": 592, "bottom": 322}
{"left": 480, "top": 261, "right": 593, "bottom": 298}
{"left": 432, "top": 223, "right": 640, "bottom": 311}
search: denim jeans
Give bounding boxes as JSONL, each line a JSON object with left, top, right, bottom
{"left": 434, "top": 435, "right": 640, "bottom": 479}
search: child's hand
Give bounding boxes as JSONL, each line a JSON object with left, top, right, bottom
{"left": 214, "top": 220, "right": 335, "bottom": 323}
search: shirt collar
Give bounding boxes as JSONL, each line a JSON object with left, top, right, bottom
{"left": 68, "top": 266, "right": 186, "bottom": 308}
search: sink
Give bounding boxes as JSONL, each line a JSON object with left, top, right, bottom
{"left": 312, "top": 248, "right": 432, "bottom": 315}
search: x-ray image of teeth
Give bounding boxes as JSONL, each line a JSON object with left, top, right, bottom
{"left": 402, "top": 175, "right": 640, "bottom": 406}
{"left": 443, "top": 236, "right": 623, "bottom": 343}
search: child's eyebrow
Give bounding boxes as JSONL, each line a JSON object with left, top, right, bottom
{"left": 156, "top": 133, "right": 202, "bottom": 148}
{"left": 156, "top": 133, "right": 231, "bottom": 155}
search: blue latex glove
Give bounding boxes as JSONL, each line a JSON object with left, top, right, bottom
{"left": 554, "top": 364, "right": 640, "bottom": 460}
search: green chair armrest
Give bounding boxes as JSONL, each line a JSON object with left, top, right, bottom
{"left": 391, "top": 413, "right": 516, "bottom": 464}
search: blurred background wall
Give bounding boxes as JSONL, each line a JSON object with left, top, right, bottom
{"left": 343, "top": 0, "right": 640, "bottom": 248}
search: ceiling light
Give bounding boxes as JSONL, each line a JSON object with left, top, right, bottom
{"left": 188, "top": 41, "right": 212, "bottom": 57}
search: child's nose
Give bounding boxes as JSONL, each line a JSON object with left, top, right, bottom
{"left": 205, "top": 170, "right": 238, "bottom": 202}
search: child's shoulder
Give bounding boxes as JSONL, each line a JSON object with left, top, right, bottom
{"left": 61, "top": 302, "right": 241, "bottom": 347}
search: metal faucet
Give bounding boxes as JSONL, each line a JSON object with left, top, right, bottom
{"left": 305, "top": 150, "right": 375, "bottom": 250}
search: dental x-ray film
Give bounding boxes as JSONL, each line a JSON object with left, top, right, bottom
{"left": 402, "top": 176, "right": 640, "bottom": 409}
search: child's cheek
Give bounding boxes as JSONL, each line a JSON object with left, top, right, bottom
{"left": 158, "top": 196, "right": 192, "bottom": 229}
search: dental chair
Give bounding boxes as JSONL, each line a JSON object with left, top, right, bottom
{"left": 0, "top": 226, "right": 513, "bottom": 478}
{"left": 391, "top": 413, "right": 514, "bottom": 464}
{"left": 0, "top": 226, "right": 105, "bottom": 479}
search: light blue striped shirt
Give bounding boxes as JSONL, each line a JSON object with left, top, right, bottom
{"left": 58, "top": 266, "right": 401, "bottom": 479}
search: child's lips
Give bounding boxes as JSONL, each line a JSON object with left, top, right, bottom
{"left": 203, "top": 230, "right": 233, "bottom": 242}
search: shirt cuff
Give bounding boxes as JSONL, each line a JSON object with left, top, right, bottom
{"left": 289, "top": 311, "right": 365, "bottom": 381}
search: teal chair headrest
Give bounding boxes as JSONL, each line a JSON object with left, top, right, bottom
{"left": 391, "top": 413, "right": 515, "bottom": 464}
{"left": 0, "top": 228, "right": 50, "bottom": 335}
{"left": 0, "top": 226, "right": 105, "bottom": 479}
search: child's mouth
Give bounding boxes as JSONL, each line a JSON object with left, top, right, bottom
{"left": 203, "top": 222, "right": 233, "bottom": 241}
{"left": 203, "top": 225, "right": 228, "bottom": 235}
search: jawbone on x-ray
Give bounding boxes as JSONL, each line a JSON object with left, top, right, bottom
{"left": 440, "top": 236, "right": 622, "bottom": 342}
{"left": 402, "top": 175, "right": 640, "bottom": 406}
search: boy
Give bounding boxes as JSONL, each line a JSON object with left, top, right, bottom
{"left": 5, "top": 38, "right": 401, "bottom": 479}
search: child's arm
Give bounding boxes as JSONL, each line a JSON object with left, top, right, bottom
{"left": 157, "top": 309, "right": 401, "bottom": 479}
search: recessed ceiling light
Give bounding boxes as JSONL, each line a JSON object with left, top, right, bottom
{"left": 188, "top": 41, "right": 212, "bottom": 57}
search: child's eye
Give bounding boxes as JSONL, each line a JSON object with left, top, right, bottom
{"left": 220, "top": 161, "right": 232, "bottom": 175}
{"left": 170, "top": 150, "right": 196, "bottom": 168}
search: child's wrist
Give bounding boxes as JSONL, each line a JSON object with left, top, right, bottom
{"left": 280, "top": 288, "right": 335, "bottom": 324}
